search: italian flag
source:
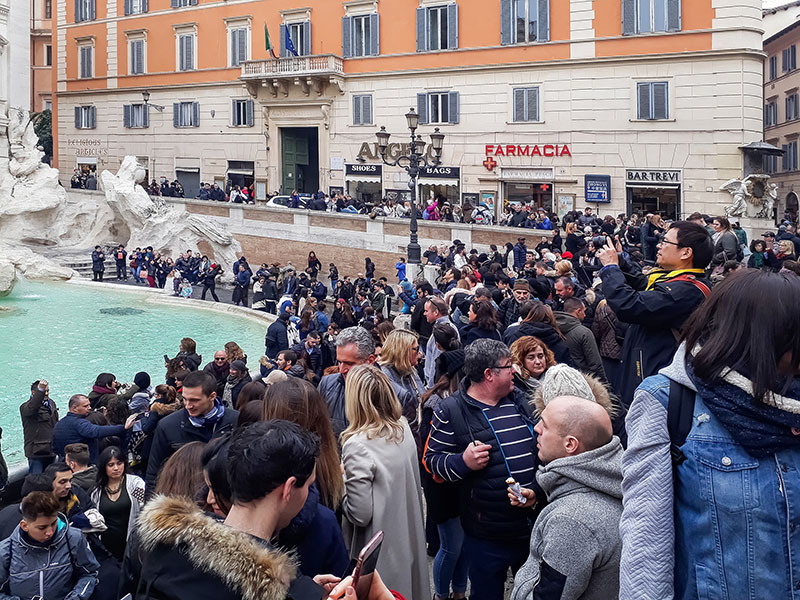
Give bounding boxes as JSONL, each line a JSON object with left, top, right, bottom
{"left": 265, "top": 23, "right": 278, "bottom": 59}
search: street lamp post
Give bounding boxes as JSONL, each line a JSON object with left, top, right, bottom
{"left": 376, "top": 108, "right": 445, "bottom": 264}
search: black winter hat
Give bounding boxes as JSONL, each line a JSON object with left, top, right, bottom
{"left": 134, "top": 372, "right": 151, "bottom": 389}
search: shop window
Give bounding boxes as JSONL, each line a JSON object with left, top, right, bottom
{"left": 280, "top": 22, "right": 311, "bottom": 57}
{"left": 783, "top": 142, "right": 799, "bottom": 172}
{"left": 343, "top": 14, "right": 380, "bottom": 58}
{"left": 787, "top": 94, "right": 799, "bottom": 122}
{"left": 74, "top": 106, "right": 96, "bottom": 129}
{"left": 129, "top": 38, "right": 146, "bottom": 75}
{"left": 75, "top": 0, "right": 95, "bottom": 22}
{"left": 173, "top": 101, "right": 200, "bottom": 128}
{"left": 769, "top": 56, "right": 778, "bottom": 81}
{"left": 229, "top": 27, "right": 250, "bottom": 67}
{"left": 513, "top": 87, "right": 539, "bottom": 122}
{"left": 177, "top": 33, "right": 196, "bottom": 71}
{"left": 232, "top": 99, "right": 254, "bottom": 127}
{"left": 171, "top": 0, "right": 198, "bottom": 7}
{"left": 416, "top": 4, "right": 458, "bottom": 52}
{"left": 500, "top": 0, "right": 549, "bottom": 45}
{"left": 78, "top": 44, "right": 93, "bottom": 79}
{"left": 124, "top": 0, "right": 148, "bottom": 15}
{"left": 123, "top": 103, "right": 150, "bottom": 128}
{"left": 784, "top": 45, "right": 797, "bottom": 73}
{"left": 418, "top": 91, "right": 459, "bottom": 125}
{"left": 353, "top": 94, "right": 373, "bottom": 126}
{"left": 764, "top": 101, "right": 778, "bottom": 127}
{"left": 622, "top": 0, "right": 680, "bottom": 35}
{"left": 636, "top": 82, "right": 668, "bottom": 120}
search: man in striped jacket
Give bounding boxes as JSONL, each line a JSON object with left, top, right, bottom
{"left": 424, "top": 339, "right": 542, "bottom": 600}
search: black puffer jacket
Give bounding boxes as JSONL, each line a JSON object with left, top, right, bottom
{"left": 20, "top": 388, "right": 59, "bottom": 459}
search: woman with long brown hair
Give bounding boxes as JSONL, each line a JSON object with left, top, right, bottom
{"left": 260, "top": 378, "right": 349, "bottom": 578}
{"left": 503, "top": 300, "right": 572, "bottom": 365}
{"left": 509, "top": 335, "right": 557, "bottom": 398}
{"left": 261, "top": 378, "right": 343, "bottom": 508}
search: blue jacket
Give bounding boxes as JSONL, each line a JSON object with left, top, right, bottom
{"left": 513, "top": 242, "right": 527, "bottom": 270}
{"left": 265, "top": 318, "right": 290, "bottom": 359}
{"left": 395, "top": 262, "right": 407, "bottom": 282}
{"left": 0, "top": 519, "right": 100, "bottom": 600}
{"left": 51, "top": 412, "right": 125, "bottom": 463}
{"left": 535, "top": 217, "right": 552, "bottom": 230}
{"left": 621, "top": 351, "right": 800, "bottom": 600}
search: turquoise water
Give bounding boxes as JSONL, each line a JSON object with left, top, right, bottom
{"left": 0, "top": 279, "right": 267, "bottom": 465}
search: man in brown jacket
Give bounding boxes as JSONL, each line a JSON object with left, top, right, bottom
{"left": 20, "top": 379, "right": 59, "bottom": 474}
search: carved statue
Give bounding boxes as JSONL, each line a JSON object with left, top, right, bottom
{"left": 720, "top": 178, "right": 748, "bottom": 218}
{"left": 758, "top": 182, "right": 779, "bottom": 220}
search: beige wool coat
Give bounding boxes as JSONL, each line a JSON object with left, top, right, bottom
{"left": 341, "top": 419, "right": 429, "bottom": 600}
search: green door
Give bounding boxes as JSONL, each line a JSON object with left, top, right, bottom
{"left": 281, "top": 130, "right": 310, "bottom": 194}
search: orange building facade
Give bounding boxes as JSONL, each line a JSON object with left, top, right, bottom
{"left": 31, "top": 0, "right": 53, "bottom": 113}
{"left": 54, "top": 0, "right": 763, "bottom": 219}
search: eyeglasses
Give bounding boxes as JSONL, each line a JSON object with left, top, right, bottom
{"left": 492, "top": 364, "right": 513, "bottom": 370}
{"left": 214, "top": 358, "right": 226, "bottom": 361}
{"left": 659, "top": 239, "right": 681, "bottom": 248}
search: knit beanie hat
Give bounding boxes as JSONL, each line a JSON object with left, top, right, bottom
{"left": 538, "top": 364, "right": 595, "bottom": 407}
{"left": 230, "top": 360, "right": 247, "bottom": 373}
{"left": 133, "top": 371, "right": 151, "bottom": 389}
{"left": 513, "top": 280, "right": 530, "bottom": 292}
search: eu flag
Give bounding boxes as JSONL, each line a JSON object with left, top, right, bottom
{"left": 285, "top": 27, "right": 299, "bottom": 57}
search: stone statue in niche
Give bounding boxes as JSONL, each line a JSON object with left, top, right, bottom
{"left": 720, "top": 174, "right": 777, "bottom": 219}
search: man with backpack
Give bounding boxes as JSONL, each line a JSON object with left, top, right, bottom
{"left": 596, "top": 221, "right": 713, "bottom": 409}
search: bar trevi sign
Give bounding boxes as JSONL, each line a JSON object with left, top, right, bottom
{"left": 626, "top": 169, "right": 681, "bottom": 184}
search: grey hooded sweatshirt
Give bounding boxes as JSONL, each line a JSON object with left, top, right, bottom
{"left": 511, "top": 438, "right": 624, "bottom": 600}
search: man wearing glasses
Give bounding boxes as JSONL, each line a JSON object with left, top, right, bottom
{"left": 424, "top": 339, "right": 540, "bottom": 600}
{"left": 596, "top": 221, "right": 713, "bottom": 409}
{"left": 202, "top": 351, "right": 230, "bottom": 399}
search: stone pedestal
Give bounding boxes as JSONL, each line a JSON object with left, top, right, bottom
{"left": 737, "top": 216, "right": 776, "bottom": 241}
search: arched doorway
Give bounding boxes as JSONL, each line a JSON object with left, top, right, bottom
{"left": 787, "top": 192, "right": 799, "bottom": 225}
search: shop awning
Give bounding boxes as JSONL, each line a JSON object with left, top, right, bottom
{"left": 175, "top": 167, "right": 200, "bottom": 173}
{"left": 418, "top": 177, "right": 459, "bottom": 187}
{"left": 346, "top": 174, "right": 382, "bottom": 184}
{"left": 227, "top": 168, "right": 255, "bottom": 176}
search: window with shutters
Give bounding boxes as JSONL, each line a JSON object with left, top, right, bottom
{"left": 174, "top": 101, "right": 199, "bottom": 127}
{"left": 45, "top": 0, "right": 52, "bottom": 19}
{"left": 352, "top": 94, "right": 373, "bottom": 125}
{"left": 75, "top": 0, "right": 95, "bottom": 22}
{"left": 172, "top": 0, "right": 196, "bottom": 7}
{"left": 75, "top": 106, "right": 96, "bottom": 129}
{"left": 45, "top": 45, "right": 52, "bottom": 66}
{"left": 787, "top": 94, "right": 800, "bottom": 122}
{"left": 177, "top": 33, "right": 196, "bottom": 71}
{"left": 128, "top": 38, "right": 146, "bottom": 75}
{"left": 418, "top": 91, "right": 459, "bottom": 124}
{"left": 512, "top": 87, "right": 540, "bottom": 122}
{"left": 769, "top": 56, "right": 778, "bottom": 81}
{"left": 417, "top": 4, "right": 458, "bottom": 51}
{"left": 764, "top": 153, "right": 779, "bottom": 175}
{"left": 232, "top": 99, "right": 254, "bottom": 127}
{"left": 342, "top": 13, "right": 379, "bottom": 58}
{"left": 288, "top": 22, "right": 309, "bottom": 56}
{"left": 506, "top": 0, "right": 548, "bottom": 44}
{"left": 636, "top": 82, "right": 669, "bottom": 120}
{"left": 78, "top": 43, "right": 93, "bottom": 79}
{"left": 764, "top": 101, "right": 778, "bottom": 127}
{"left": 124, "top": 103, "right": 149, "bottom": 128}
{"left": 623, "top": 0, "right": 680, "bottom": 35}
{"left": 125, "top": 0, "right": 147, "bottom": 15}
{"left": 229, "top": 27, "right": 250, "bottom": 67}
{"left": 783, "top": 142, "right": 798, "bottom": 172}
{"left": 784, "top": 46, "right": 798, "bottom": 73}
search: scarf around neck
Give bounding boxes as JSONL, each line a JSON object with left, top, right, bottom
{"left": 646, "top": 268, "right": 706, "bottom": 291}
{"left": 686, "top": 360, "right": 800, "bottom": 458}
{"left": 92, "top": 384, "right": 116, "bottom": 396}
{"left": 188, "top": 399, "right": 225, "bottom": 428}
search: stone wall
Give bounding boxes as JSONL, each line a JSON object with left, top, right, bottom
{"left": 63, "top": 191, "right": 547, "bottom": 279}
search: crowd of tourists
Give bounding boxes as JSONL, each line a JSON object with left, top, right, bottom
{"left": 21, "top": 205, "right": 800, "bottom": 600}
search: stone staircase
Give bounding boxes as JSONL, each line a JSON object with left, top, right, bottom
{"left": 38, "top": 247, "right": 118, "bottom": 279}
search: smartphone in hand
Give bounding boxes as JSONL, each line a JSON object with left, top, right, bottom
{"left": 351, "top": 530, "right": 383, "bottom": 597}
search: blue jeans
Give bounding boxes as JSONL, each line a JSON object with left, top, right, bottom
{"left": 462, "top": 534, "right": 530, "bottom": 600}
{"left": 28, "top": 456, "right": 54, "bottom": 474}
{"left": 434, "top": 517, "right": 469, "bottom": 598}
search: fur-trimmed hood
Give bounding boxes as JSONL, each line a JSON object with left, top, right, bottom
{"left": 149, "top": 398, "right": 183, "bottom": 416}
{"left": 137, "top": 495, "right": 295, "bottom": 600}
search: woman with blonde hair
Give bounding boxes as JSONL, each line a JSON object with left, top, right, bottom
{"left": 341, "top": 364, "right": 428, "bottom": 600}
{"left": 565, "top": 221, "right": 586, "bottom": 256}
{"left": 377, "top": 328, "right": 424, "bottom": 436}
{"left": 510, "top": 335, "right": 557, "bottom": 397}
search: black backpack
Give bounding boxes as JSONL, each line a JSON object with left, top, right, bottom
{"left": 667, "top": 381, "right": 696, "bottom": 467}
